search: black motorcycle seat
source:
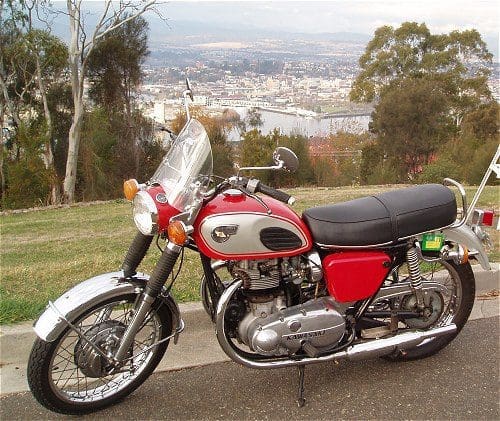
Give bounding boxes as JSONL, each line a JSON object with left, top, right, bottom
{"left": 302, "top": 184, "right": 457, "bottom": 247}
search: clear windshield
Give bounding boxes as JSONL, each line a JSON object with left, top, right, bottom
{"left": 151, "top": 119, "right": 213, "bottom": 211}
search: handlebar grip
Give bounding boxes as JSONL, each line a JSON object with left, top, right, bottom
{"left": 257, "top": 182, "right": 295, "bottom": 205}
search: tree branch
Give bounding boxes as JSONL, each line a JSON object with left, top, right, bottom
{"left": 93, "top": 0, "right": 156, "bottom": 42}
{"left": 0, "top": 64, "right": 22, "bottom": 127}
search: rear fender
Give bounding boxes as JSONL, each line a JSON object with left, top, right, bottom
{"left": 442, "top": 224, "right": 491, "bottom": 270}
{"left": 33, "top": 271, "right": 182, "bottom": 343}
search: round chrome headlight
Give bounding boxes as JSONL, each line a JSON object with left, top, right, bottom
{"left": 132, "top": 191, "right": 158, "bottom": 235}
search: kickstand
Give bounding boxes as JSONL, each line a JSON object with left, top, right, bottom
{"left": 297, "top": 365, "right": 306, "bottom": 407}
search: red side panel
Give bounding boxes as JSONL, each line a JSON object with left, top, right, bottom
{"left": 323, "top": 251, "right": 391, "bottom": 303}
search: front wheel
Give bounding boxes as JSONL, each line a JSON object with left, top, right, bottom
{"left": 27, "top": 294, "right": 172, "bottom": 414}
{"left": 383, "top": 260, "right": 475, "bottom": 361}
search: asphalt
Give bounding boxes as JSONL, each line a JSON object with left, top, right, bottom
{"left": 0, "top": 263, "right": 498, "bottom": 416}
{"left": 0, "top": 317, "right": 498, "bottom": 420}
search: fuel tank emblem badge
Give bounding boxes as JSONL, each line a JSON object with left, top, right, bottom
{"left": 212, "top": 225, "right": 239, "bottom": 243}
{"left": 155, "top": 193, "right": 167, "bottom": 204}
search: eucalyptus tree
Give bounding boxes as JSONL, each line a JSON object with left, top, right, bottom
{"left": 351, "top": 22, "right": 493, "bottom": 182}
{"left": 0, "top": 0, "right": 68, "bottom": 205}
{"left": 83, "top": 15, "right": 150, "bottom": 193}
{"left": 370, "top": 78, "right": 452, "bottom": 179}
{"left": 87, "top": 16, "right": 149, "bottom": 116}
{"left": 350, "top": 22, "right": 493, "bottom": 124}
{"left": 62, "top": 0, "right": 162, "bottom": 204}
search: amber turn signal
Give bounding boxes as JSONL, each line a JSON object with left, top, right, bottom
{"left": 124, "top": 179, "right": 140, "bottom": 201}
{"left": 167, "top": 221, "right": 188, "bottom": 245}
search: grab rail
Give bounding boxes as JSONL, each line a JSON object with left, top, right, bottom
{"left": 443, "top": 178, "right": 467, "bottom": 228}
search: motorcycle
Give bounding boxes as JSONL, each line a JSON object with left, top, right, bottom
{"left": 27, "top": 80, "right": 492, "bottom": 414}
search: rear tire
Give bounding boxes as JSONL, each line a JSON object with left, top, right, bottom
{"left": 383, "top": 261, "right": 475, "bottom": 361}
{"left": 27, "top": 294, "right": 172, "bottom": 414}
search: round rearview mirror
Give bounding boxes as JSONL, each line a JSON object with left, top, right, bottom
{"left": 273, "top": 147, "right": 299, "bottom": 173}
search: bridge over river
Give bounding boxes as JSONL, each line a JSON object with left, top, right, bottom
{"left": 229, "top": 108, "right": 372, "bottom": 141}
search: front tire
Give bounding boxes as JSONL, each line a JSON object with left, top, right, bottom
{"left": 384, "top": 261, "right": 475, "bottom": 361}
{"left": 27, "top": 294, "right": 172, "bottom": 414}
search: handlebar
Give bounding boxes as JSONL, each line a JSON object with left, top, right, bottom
{"left": 256, "top": 182, "right": 295, "bottom": 205}
{"left": 208, "top": 177, "right": 296, "bottom": 206}
{"left": 244, "top": 178, "right": 296, "bottom": 205}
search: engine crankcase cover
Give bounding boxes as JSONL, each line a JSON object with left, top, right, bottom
{"left": 247, "top": 297, "right": 345, "bottom": 356}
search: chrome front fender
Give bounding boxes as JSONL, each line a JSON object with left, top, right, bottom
{"left": 442, "top": 224, "right": 491, "bottom": 270}
{"left": 33, "top": 271, "right": 182, "bottom": 342}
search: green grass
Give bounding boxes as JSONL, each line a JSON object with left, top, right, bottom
{"left": 1, "top": 185, "right": 498, "bottom": 324}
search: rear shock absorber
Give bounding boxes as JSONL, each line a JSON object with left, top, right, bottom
{"left": 406, "top": 245, "right": 425, "bottom": 310}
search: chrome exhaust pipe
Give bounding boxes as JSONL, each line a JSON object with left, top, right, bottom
{"left": 216, "top": 281, "right": 457, "bottom": 369}
{"left": 338, "top": 324, "right": 456, "bottom": 362}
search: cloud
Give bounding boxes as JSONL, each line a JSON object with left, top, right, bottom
{"left": 164, "top": 0, "right": 499, "bottom": 37}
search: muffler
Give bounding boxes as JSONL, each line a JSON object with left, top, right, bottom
{"left": 337, "top": 324, "right": 456, "bottom": 362}
{"left": 216, "top": 280, "right": 457, "bottom": 369}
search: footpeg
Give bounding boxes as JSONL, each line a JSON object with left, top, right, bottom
{"left": 302, "top": 341, "right": 320, "bottom": 358}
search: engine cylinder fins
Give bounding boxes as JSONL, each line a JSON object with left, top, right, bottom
{"left": 248, "top": 275, "right": 281, "bottom": 290}
{"left": 231, "top": 262, "right": 281, "bottom": 291}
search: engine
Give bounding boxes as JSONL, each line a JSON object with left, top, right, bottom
{"left": 229, "top": 256, "right": 346, "bottom": 357}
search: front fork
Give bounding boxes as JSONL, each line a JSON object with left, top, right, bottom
{"left": 114, "top": 234, "right": 182, "bottom": 362}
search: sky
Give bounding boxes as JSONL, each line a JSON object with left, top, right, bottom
{"left": 154, "top": 0, "right": 500, "bottom": 38}
{"left": 48, "top": 1, "right": 499, "bottom": 54}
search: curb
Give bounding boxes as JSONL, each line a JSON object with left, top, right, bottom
{"left": 0, "top": 300, "right": 206, "bottom": 337}
{"left": 0, "top": 264, "right": 498, "bottom": 396}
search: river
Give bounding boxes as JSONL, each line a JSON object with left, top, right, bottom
{"left": 228, "top": 108, "right": 371, "bottom": 141}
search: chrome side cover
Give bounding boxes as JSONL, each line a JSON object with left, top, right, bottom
{"left": 33, "top": 271, "right": 182, "bottom": 342}
{"left": 199, "top": 213, "right": 307, "bottom": 256}
{"left": 442, "top": 224, "right": 491, "bottom": 270}
{"left": 216, "top": 281, "right": 457, "bottom": 369}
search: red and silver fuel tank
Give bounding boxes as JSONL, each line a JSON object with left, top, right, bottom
{"left": 193, "top": 189, "right": 312, "bottom": 260}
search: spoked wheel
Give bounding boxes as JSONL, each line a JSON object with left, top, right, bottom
{"left": 382, "top": 260, "right": 475, "bottom": 361}
{"left": 28, "top": 294, "right": 172, "bottom": 414}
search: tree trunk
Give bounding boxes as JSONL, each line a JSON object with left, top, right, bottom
{"left": 63, "top": 97, "right": 84, "bottom": 203}
{"left": 0, "top": 99, "right": 5, "bottom": 204}
{"left": 0, "top": 64, "right": 22, "bottom": 128}
{"left": 62, "top": 0, "right": 158, "bottom": 203}
{"left": 63, "top": 0, "right": 82, "bottom": 204}
{"left": 35, "top": 54, "right": 59, "bottom": 204}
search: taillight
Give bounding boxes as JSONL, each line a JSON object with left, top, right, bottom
{"left": 472, "top": 209, "right": 495, "bottom": 227}
{"left": 482, "top": 210, "right": 494, "bottom": 226}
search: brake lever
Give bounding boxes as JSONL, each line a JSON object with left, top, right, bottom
{"left": 223, "top": 176, "right": 272, "bottom": 214}
{"left": 236, "top": 186, "right": 272, "bottom": 215}
{"left": 203, "top": 179, "right": 231, "bottom": 203}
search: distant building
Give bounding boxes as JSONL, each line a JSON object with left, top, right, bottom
{"left": 153, "top": 102, "right": 166, "bottom": 124}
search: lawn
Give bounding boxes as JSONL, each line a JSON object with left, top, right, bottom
{"left": 1, "top": 185, "right": 498, "bottom": 324}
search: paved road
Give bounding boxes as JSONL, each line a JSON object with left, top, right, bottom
{"left": 1, "top": 317, "right": 498, "bottom": 420}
